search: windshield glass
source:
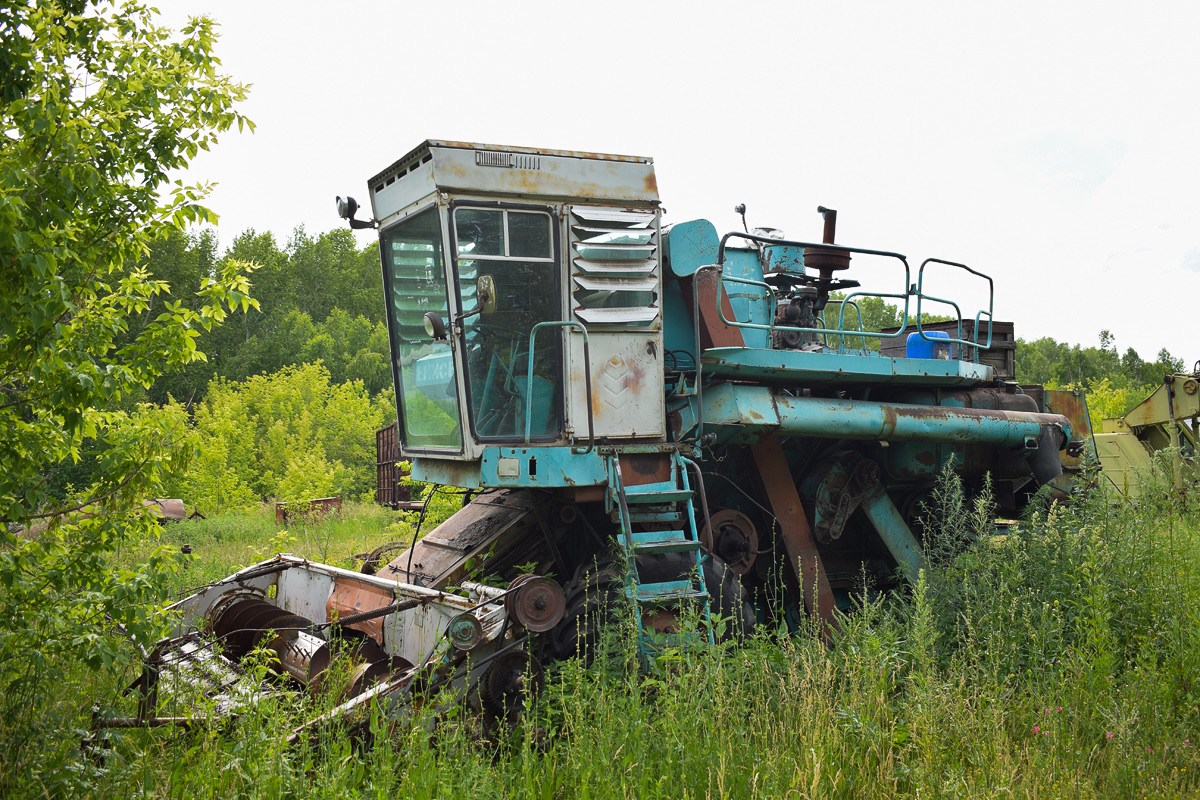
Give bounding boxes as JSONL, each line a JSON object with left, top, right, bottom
{"left": 381, "top": 208, "right": 462, "bottom": 451}
{"left": 454, "top": 207, "right": 562, "bottom": 441}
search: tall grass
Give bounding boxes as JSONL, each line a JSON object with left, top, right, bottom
{"left": 8, "top": 473, "right": 1200, "bottom": 799}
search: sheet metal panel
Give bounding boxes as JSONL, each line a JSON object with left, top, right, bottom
{"left": 568, "top": 331, "right": 665, "bottom": 440}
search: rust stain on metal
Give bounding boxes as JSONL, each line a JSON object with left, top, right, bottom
{"left": 619, "top": 452, "right": 671, "bottom": 485}
{"left": 913, "top": 448, "right": 937, "bottom": 467}
{"left": 694, "top": 271, "right": 747, "bottom": 349}
{"left": 565, "top": 485, "right": 605, "bottom": 503}
{"left": 590, "top": 354, "right": 646, "bottom": 416}
{"left": 327, "top": 582, "right": 394, "bottom": 644}
{"left": 432, "top": 140, "right": 650, "bottom": 163}
{"left": 881, "top": 406, "right": 899, "bottom": 438}
{"left": 1041, "top": 389, "right": 1093, "bottom": 468}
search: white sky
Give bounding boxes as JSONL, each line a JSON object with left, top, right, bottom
{"left": 166, "top": 0, "right": 1200, "bottom": 364}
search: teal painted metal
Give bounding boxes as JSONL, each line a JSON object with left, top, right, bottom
{"left": 412, "top": 457, "right": 482, "bottom": 488}
{"left": 701, "top": 384, "right": 1071, "bottom": 447}
{"left": 607, "top": 451, "right": 712, "bottom": 669}
{"left": 770, "top": 393, "right": 1068, "bottom": 446}
{"left": 478, "top": 446, "right": 608, "bottom": 487}
{"left": 664, "top": 218, "right": 719, "bottom": 278}
{"left": 662, "top": 220, "right": 770, "bottom": 350}
{"left": 710, "top": 251, "right": 914, "bottom": 353}
{"left": 700, "top": 347, "right": 995, "bottom": 386}
{"left": 860, "top": 487, "right": 925, "bottom": 584}
{"left": 363, "top": 141, "right": 1082, "bottom": 663}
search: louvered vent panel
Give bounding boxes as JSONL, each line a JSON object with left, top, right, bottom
{"left": 569, "top": 207, "right": 660, "bottom": 327}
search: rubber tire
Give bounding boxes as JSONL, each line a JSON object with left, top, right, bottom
{"left": 546, "top": 552, "right": 754, "bottom": 664}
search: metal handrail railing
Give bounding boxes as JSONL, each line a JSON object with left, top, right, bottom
{"left": 525, "top": 321, "right": 594, "bottom": 453}
{"left": 916, "top": 257, "right": 994, "bottom": 361}
{"left": 710, "top": 260, "right": 914, "bottom": 351}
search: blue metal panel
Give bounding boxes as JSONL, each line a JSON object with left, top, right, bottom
{"left": 721, "top": 250, "right": 771, "bottom": 349}
{"left": 763, "top": 244, "right": 805, "bottom": 274}
{"left": 662, "top": 220, "right": 716, "bottom": 363}
{"left": 664, "top": 219, "right": 719, "bottom": 277}
{"left": 412, "top": 457, "right": 483, "bottom": 489}
{"left": 662, "top": 220, "right": 770, "bottom": 352}
{"left": 479, "top": 446, "right": 608, "bottom": 487}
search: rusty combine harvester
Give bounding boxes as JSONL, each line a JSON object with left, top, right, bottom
{"left": 117, "top": 141, "right": 1090, "bottom": 736}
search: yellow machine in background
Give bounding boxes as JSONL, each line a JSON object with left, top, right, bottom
{"left": 1095, "top": 373, "right": 1200, "bottom": 497}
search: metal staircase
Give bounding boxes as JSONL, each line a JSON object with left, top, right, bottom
{"left": 606, "top": 452, "right": 712, "bottom": 665}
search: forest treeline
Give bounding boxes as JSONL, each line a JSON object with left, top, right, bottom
{"left": 52, "top": 229, "right": 1188, "bottom": 513}
{"left": 133, "top": 226, "right": 393, "bottom": 402}
{"left": 43, "top": 226, "right": 396, "bottom": 510}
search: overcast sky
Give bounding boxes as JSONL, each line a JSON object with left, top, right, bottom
{"left": 165, "top": 0, "right": 1200, "bottom": 364}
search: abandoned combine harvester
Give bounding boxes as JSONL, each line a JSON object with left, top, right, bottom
{"left": 116, "top": 142, "right": 1087, "bottom": 733}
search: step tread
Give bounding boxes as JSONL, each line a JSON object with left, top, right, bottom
{"left": 623, "top": 489, "right": 692, "bottom": 504}
{"left": 633, "top": 540, "right": 701, "bottom": 556}
{"left": 627, "top": 510, "right": 686, "bottom": 525}
{"left": 629, "top": 529, "right": 689, "bottom": 545}
{"left": 629, "top": 580, "right": 707, "bottom": 603}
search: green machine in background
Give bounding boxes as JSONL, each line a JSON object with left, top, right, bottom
{"left": 1096, "top": 372, "right": 1200, "bottom": 498}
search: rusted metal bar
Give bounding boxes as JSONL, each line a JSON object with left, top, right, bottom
{"left": 319, "top": 596, "right": 424, "bottom": 630}
{"left": 818, "top": 206, "right": 837, "bottom": 244}
{"left": 751, "top": 437, "right": 839, "bottom": 637}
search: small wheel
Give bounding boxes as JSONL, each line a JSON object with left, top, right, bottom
{"left": 478, "top": 651, "right": 544, "bottom": 721}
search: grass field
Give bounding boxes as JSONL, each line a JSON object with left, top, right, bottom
{"left": 5, "top": 478, "right": 1200, "bottom": 799}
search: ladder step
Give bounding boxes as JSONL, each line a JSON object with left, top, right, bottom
{"left": 630, "top": 530, "right": 699, "bottom": 556}
{"left": 627, "top": 509, "right": 685, "bottom": 525}
{"left": 624, "top": 489, "right": 692, "bottom": 505}
{"left": 629, "top": 580, "right": 707, "bottom": 603}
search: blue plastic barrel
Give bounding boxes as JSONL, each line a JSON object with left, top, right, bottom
{"left": 906, "top": 330, "right": 953, "bottom": 359}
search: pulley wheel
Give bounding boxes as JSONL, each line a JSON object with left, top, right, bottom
{"left": 507, "top": 576, "right": 566, "bottom": 632}
{"left": 447, "top": 613, "right": 484, "bottom": 651}
{"left": 701, "top": 509, "right": 759, "bottom": 575}
{"left": 504, "top": 574, "right": 536, "bottom": 620}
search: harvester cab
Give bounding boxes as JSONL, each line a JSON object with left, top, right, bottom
{"left": 356, "top": 140, "right": 668, "bottom": 471}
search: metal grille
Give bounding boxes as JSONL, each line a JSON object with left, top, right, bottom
{"left": 475, "top": 151, "right": 541, "bottom": 170}
{"left": 375, "top": 423, "right": 420, "bottom": 509}
{"left": 568, "top": 206, "right": 660, "bottom": 327}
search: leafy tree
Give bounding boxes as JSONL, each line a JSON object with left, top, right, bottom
{"left": 183, "top": 364, "right": 389, "bottom": 513}
{"left": 1015, "top": 331, "right": 1188, "bottom": 426}
{"left": 0, "top": 2, "right": 251, "bottom": 790}
{"left": 287, "top": 226, "right": 383, "bottom": 324}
